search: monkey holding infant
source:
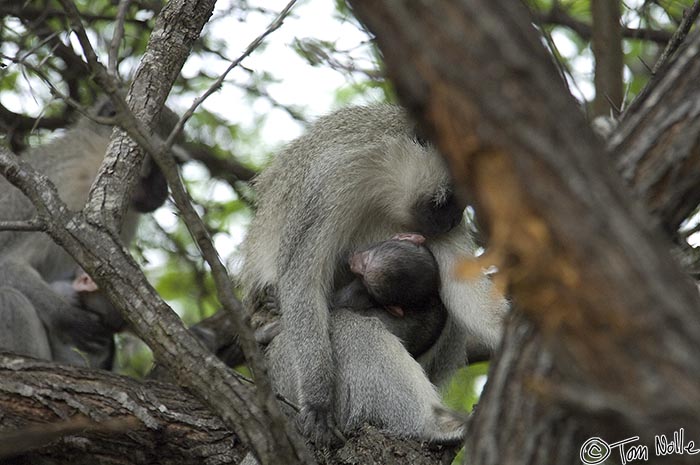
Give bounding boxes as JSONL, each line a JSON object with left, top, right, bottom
{"left": 241, "top": 104, "right": 508, "bottom": 446}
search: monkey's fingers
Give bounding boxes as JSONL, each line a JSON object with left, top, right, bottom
{"left": 391, "top": 232, "right": 426, "bottom": 244}
{"left": 297, "top": 406, "right": 344, "bottom": 448}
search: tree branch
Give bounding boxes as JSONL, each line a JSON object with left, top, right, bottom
{"left": 0, "top": 219, "right": 46, "bottom": 232}
{"left": 13, "top": 0, "right": 310, "bottom": 462}
{"left": 625, "top": 0, "right": 700, "bottom": 116}
{"left": 0, "top": 354, "right": 244, "bottom": 464}
{"left": 611, "top": 30, "right": 700, "bottom": 234}
{"left": 0, "top": 354, "right": 456, "bottom": 465}
{"left": 535, "top": 6, "right": 673, "bottom": 45}
{"left": 591, "top": 0, "right": 623, "bottom": 116}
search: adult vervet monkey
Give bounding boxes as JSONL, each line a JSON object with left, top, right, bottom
{"left": 0, "top": 99, "right": 173, "bottom": 366}
{"left": 240, "top": 104, "right": 507, "bottom": 445}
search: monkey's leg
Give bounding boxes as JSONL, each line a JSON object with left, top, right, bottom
{"left": 331, "top": 311, "right": 464, "bottom": 444}
{"left": 0, "top": 286, "right": 52, "bottom": 359}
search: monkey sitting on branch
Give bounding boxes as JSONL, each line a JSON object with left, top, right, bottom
{"left": 0, "top": 99, "right": 174, "bottom": 368}
{"left": 241, "top": 103, "right": 508, "bottom": 445}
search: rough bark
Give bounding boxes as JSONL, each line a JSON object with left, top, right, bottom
{"left": 610, "top": 30, "right": 700, "bottom": 235}
{"left": 0, "top": 354, "right": 243, "bottom": 465}
{"left": 0, "top": 354, "right": 454, "bottom": 465}
{"left": 591, "top": 0, "right": 623, "bottom": 116}
{"left": 347, "top": 1, "right": 700, "bottom": 465}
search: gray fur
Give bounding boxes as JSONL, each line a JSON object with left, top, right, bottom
{"left": 0, "top": 102, "right": 169, "bottom": 367}
{"left": 240, "top": 104, "right": 508, "bottom": 445}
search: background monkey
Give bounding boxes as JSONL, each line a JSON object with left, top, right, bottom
{"left": 0, "top": 99, "right": 173, "bottom": 367}
{"left": 240, "top": 104, "right": 508, "bottom": 445}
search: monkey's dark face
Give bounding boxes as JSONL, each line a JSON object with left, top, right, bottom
{"left": 411, "top": 190, "right": 463, "bottom": 237}
{"left": 350, "top": 239, "right": 440, "bottom": 313}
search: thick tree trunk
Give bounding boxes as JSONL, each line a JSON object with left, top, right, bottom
{"left": 348, "top": 1, "right": 700, "bottom": 464}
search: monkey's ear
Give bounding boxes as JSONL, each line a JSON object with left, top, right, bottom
{"left": 72, "top": 272, "right": 99, "bottom": 293}
{"left": 385, "top": 305, "right": 405, "bottom": 318}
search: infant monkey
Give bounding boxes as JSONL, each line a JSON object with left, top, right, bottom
{"left": 48, "top": 268, "right": 126, "bottom": 369}
{"left": 333, "top": 233, "right": 447, "bottom": 357}
{"left": 255, "top": 233, "right": 447, "bottom": 357}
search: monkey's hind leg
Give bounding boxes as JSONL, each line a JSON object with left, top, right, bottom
{"left": 0, "top": 286, "right": 52, "bottom": 359}
{"left": 331, "top": 311, "right": 464, "bottom": 444}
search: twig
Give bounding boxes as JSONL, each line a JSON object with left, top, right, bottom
{"left": 652, "top": 0, "right": 700, "bottom": 75}
{"left": 108, "top": 0, "right": 132, "bottom": 77}
{"left": 537, "top": 18, "right": 588, "bottom": 115}
{"left": 0, "top": 219, "right": 46, "bottom": 232}
{"left": 164, "top": 0, "right": 299, "bottom": 151}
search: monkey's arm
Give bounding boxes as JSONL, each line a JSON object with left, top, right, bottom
{"left": 277, "top": 269, "right": 338, "bottom": 445}
{"left": 274, "top": 189, "right": 364, "bottom": 445}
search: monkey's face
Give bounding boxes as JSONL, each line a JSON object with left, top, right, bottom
{"left": 381, "top": 134, "right": 465, "bottom": 237}
{"left": 411, "top": 190, "right": 463, "bottom": 237}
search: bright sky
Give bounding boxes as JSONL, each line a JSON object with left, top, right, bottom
{"left": 181, "top": 0, "right": 375, "bottom": 148}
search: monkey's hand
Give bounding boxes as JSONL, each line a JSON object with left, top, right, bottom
{"left": 297, "top": 404, "right": 345, "bottom": 447}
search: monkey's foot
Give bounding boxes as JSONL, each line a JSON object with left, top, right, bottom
{"left": 297, "top": 405, "right": 345, "bottom": 448}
